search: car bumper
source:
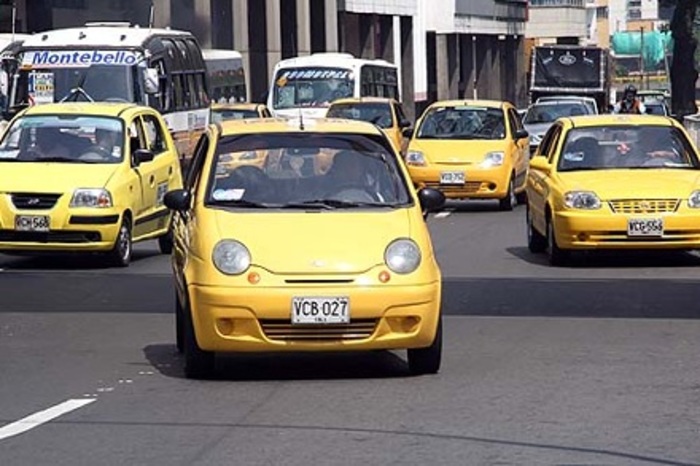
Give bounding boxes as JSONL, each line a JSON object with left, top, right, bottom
{"left": 0, "top": 208, "right": 121, "bottom": 252}
{"left": 553, "top": 210, "right": 700, "bottom": 249}
{"left": 408, "top": 165, "right": 510, "bottom": 199}
{"left": 187, "top": 281, "right": 441, "bottom": 353}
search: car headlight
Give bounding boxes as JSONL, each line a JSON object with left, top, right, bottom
{"left": 406, "top": 150, "right": 426, "bottom": 167}
{"left": 564, "top": 191, "right": 601, "bottom": 210}
{"left": 70, "top": 188, "right": 113, "bottom": 208}
{"left": 384, "top": 239, "right": 421, "bottom": 274}
{"left": 689, "top": 190, "right": 700, "bottom": 208}
{"left": 212, "top": 240, "right": 251, "bottom": 275}
{"left": 480, "top": 151, "right": 505, "bottom": 168}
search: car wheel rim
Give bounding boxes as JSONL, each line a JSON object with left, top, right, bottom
{"left": 510, "top": 179, "right": 516, "bottom": 207}
{"left": 118, "top": 224, "right": 131, "bottom": 262}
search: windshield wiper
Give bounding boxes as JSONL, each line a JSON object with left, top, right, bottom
{"left": 282, "top": 199, "right": 398, "bottom": 209}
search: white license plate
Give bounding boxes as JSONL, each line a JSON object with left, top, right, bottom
{"left": 627, "top": 218, "right": 664, "bottom": 237}
{"left": 440, "top": 171, "right": 465, "bottom": 185}
{"left": 291, "top": 297, "right": 350, "bottom": 324}
{"left": 15, "top": 215, "right": 50, "bottom": 232}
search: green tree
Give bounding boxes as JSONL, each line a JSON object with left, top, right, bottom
{"left": 670, "top": 0, "right": 700, "bottom": 117}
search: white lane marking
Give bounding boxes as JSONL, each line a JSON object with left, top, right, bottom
{"left": 435, "top": 211, "right": 452, "bottom": 219}
{"left": 0, "top": 398, "right": 95, "bottom": 441}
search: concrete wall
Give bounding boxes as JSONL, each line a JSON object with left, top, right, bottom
{"left": 526, "top": 6, "right": 588, "bottom": 41}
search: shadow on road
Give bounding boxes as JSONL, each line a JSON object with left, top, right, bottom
{"left": 434, "top": 200, "right": 526, "bottom": 214}
{"left": 0, "top": 248, "right": 161, "bottom": 270}
{"left": 507, "top": 246, "right": 700, "bottom": 269}
{"left": 143, "top": 343, "right": 412, "bottom": 381}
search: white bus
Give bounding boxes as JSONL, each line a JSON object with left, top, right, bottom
{"left": 3, "top": 22, "right": 210, "bottom": 164}
{"left": 267, "top": 53, "right": 400, "bottom": 119}
{"left": 202, "top": 49, "right": 246, "bottom": 104}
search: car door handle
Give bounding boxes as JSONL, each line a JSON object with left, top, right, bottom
{"left": 149, "top": 175, "right": 155, "bottom": 186}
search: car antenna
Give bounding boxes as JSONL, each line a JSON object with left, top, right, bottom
{"left": 148, "top": 0, "right": 155, "bottom": 32}
{"left": 298, "top": 107, "right": 305, "bottom": 131}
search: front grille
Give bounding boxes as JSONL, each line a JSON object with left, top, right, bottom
{"left": 609, "top": 199, "right": 680, "bottom": 214}
{"left": 424, "top": 181, "right": 481, "bottom": 193}
{"left": 0, "top": 230, "right": 101, "bottom": 243}
{"left": 260, "top": 319, "right": 377, "bottom": 342}
{"left": 10, "top": 193, "right": 62, "bottom": 210}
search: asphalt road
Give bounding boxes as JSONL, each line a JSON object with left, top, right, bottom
{"left": 1, "top": 200, "right": 700, "bottom": 465}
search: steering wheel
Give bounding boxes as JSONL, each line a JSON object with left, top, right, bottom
{"left": 104, "top": 97, "right": 130, "bottom": 103}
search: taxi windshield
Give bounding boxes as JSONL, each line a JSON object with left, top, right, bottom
{"left": 558, "top": 126, "right": 700, "bottom": 171}
{"left": 326, "top": 103, "right": 393, "bottom": 129}
{"left": 207, "top": 133, "right": 412, "bottom": 209}
{"left": 417, "top": 106, "right": 506, "bottom": 140}
{"left": 212, "top": 108, "right": 260, "bottom": 123}
{"left": 0, "top": 115, "right": 124, "bottom": 164}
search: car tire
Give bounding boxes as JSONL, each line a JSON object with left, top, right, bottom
{"left": 516, "top": 189, "right": 528, "bottom": 205}
{"left": 547, "top": 217, "right": 570, "bottom": 266}
{"left": 175, "top": 290, "right": 184, "bottom": 354}
{"left": 107, "top": 216, "right": 132, "bottom": 268}
{"left": 158, "top": 228, "right": 174, "bottom": 255}
{"left": 407, "top": 317, "right": 442, "bottom": 375}
{"left": 527, "top": 208, "right": 547, "bottom": 253}
{"left": 183, "top": 298, "right": 215, "bottom": 379}
{"left": 498, "top": 176, "right": 516, "bottom": 211}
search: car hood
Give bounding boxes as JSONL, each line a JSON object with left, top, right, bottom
{"left": 559, "top": 170, "right": 700, "bottom": 199}
{"left": 213, "top": 208, "right": 412, "bottom": 274}
{"left": 409, "top": 139, "right": 507, "bottom": 165}
{"left": 0, "top": 162, "right": 118, "bottom": 193}
{"left": 523, "top": 122, "right": 552, "bottom": 140}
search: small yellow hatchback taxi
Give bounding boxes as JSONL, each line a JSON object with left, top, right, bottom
{"left": 526, "top": 114, "right": 700, "bottom": 265}
{"left": 326, "top": 97, "right": 412, "bottom": 155}
{"left": 405, "top": 100, "right": 530, "bottom": 210}
{"left": 164, "top": 117, "right": 445, "bottom": 379}
{"left": 0, "top": 103, "right": 183, "bottom": 266}
{"left": 211, "top": 103, "right": 272, "bottom": 123}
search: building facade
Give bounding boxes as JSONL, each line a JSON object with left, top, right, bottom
{"left": 9, "top": 0, "right": 528, "bottom": 118}
{"left": 526, "top": 0, "right": 588, "bottom": 45}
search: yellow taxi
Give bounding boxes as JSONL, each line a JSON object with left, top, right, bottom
{"left": 527, "top": 114, "right": 700, "bottom": 266}
{"left": 325, "top": 97, "right": 412, "bottom": 155}
{"left": 0, "top": 103, "right": 183, "bottom": 266}
{"left": 211, "top": 103, "right": 272, "bottom": 123}
{"left": 405, "top": 100, "right": 530, "bottom": 210}
{"left": 164, "top": 117, "right": 445, "bottom": 378}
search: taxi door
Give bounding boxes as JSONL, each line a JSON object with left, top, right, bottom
{"left": 142, "top": 112, "right": 182, "bottom": 235}
{"left": 128, "top": 116, "right": 161, "bottom": 239}
{"left": 507, "top": 107, "right": 529, "bottom": 189}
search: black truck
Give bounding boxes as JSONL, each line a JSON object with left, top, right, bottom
{"left": 529, "top": 45, "right": 611, "bottom": 113}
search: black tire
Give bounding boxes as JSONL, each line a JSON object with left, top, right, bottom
{"left": 516, "top": 189, "right": 528, "bottom": 205}
{"left": 527, "top": 208, "right": 547, "bottom": 253}
{"left": 175, "top": 291, "right": 184, "bottom": 354}
{"left": 107, "top": 216, "right": 132, "bottom": 267}
{"left": 498, "top": 175, "right": 516, "bottom": 211}
{"left": 407, "top": 317, "right": 442, "bottom": 375}
{"left": 158, "top": 228, "right": 174, "bottom": 255}
{"left": 183, "top": 299, "right": 215, "bottom": 379}
{"left": 547, "top": 217, "right": 570, "bottom": 266}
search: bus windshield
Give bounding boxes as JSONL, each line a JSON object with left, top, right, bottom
{"left": 11, "top": 66, "right": 137, "bottom": 106}
{"left": 273, "top": 67, "right": 354, "bottom": 109}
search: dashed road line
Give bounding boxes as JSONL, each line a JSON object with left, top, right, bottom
{"left": 0, "top": 398, "right": 95, "bottom": 441}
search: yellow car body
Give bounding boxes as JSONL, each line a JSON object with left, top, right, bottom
{"left": 211, "top": 103, "right": 272, "bottom": 123}
{"left": 326, "top": 97, "right": 412, "bottom": 155}
{"left": 526, "top": 114, "right": 700, "bottom": 265}
{"left": 166, "top": 118, "right": 444, "bottom": 378}
{"left": 0, "top": 102, "right": 183, "bottom": 266}
{"left": 405, "top": 100, "right": 530, "bottom": 210}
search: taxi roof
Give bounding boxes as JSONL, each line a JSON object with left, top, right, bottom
{"left": 217, "top": 117, "right": 384, "bottom": 137}
{"left": 330, "top": 97, "right": 398, "bottom": 105}
{"left": 212, "top": 103, "right": 264, "bottom": 111}
{"left": 427, "top": 99, "right": 509, "bottom": 109}
{"left": 566, "top": 114, "right": 676, "bottom": 128}
{"left": 20, "top": 102, "right": 141, "bottom": 118}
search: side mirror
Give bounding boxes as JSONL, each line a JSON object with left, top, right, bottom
{"left": 529, "top": 155, "right": 551, "bottom": 174}
{"left": 417, "top": 187, "right": 445, "bottom": 215}
{"left": 514, "top": 128, "right": 529, "bottom": 140}
{"left": 164, "top": 189, "right": 192, "bottom": 211}
{"left": 399, "top": 118, "right": 412, "bottom": 129}
{"left": 133, "top": 148, "right": 155, "bottom": 166}
{"left": 143, "top": 68, "right": 159, "bottom": 94}
{"left": 402, "top": 127, "right": 414, "bottom": 138}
